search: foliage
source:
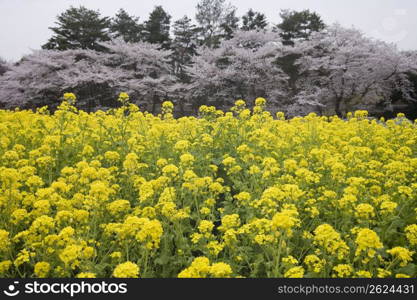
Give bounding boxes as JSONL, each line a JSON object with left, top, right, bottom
{"left": 172, "top": 16, "right": 200, "bottom": 82}
{"left": 42, "top": 6, "right": 111, "bottom": 51}
{"left": 195, "top": 0, "right": 237, "bottom": 48}
{"left": 220, "top": 9, "right": 240, "bottom": 41}
{"left": 142, "top": 6, "right": 172, "bottom": 49}
{"left": 241, "top": 9, "right": 268, "bottom": 31}
{"left": 276, "top": 9, "right": 325, "bottom": 45}
{"left": 110, "top": 9, "right": 143, "bottom": 43}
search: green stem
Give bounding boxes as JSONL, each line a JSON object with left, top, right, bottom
{"left": 142, "top": 249, "right": 149, "bottom": 278}
{"left": 273, "top": 233, "right": 284, "bottom": 277}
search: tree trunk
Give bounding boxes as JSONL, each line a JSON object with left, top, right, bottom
{"left": 179, "top": 97, "right": 185, "bottom": 117}
{"left": 335, "top": 98, "right": 343, "bottom": 118}
{"left": 152, "top": 94, "right": 160, "bottom": 115}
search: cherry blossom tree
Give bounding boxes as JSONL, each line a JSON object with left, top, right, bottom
{"left": 0, "top": 49, "right": 125, "bottom": 110}
{"left": 186, "top": 30, "right": 290, "bottom": 111}
{"left": 0, "top": 40, "right": 175, "bottom": 112}
{"left": 0, "top": 50, "right": 73, "bottom": 109}
{"left": 292, "top": 24, "right": 417, "bottom": 116}
{"left": 99, "top": 39, "right": 175, "bottom": 113}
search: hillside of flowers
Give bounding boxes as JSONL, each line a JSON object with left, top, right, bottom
{"left": 0, "top": 93, "right": 416, "bottom": 278}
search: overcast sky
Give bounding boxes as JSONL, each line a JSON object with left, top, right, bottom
{"left": 1, "top": 0, "right": 416, "bottom": 61}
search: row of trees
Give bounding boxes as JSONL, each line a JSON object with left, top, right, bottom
{"left": 188, "top": 27, "right": 417, "bottom": 116}
{"left": 39, "top": 2, "right": 319, "bottom": 82}
{"left": 0, "top": 1, "right": 416, "bottom": 117}
{"left": 41, "top": 3, "right": 267, "bottom": 51}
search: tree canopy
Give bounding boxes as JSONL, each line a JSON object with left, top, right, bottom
{"left": 142, "top": 6, "right": 172, "bottom": 49}
{"left": 242, "top": 9, "right": 268, "bottom": 31}
{"left": 110, "top": 8, "right": 143, "bottom": 43}
{"left": 276, "top": 9, "right": 325, "bottom": 45}
{"left": 42, "top": 6, "right": 111, "bottom": 51}
{"left": 195, "top": 0, "right": 237, "bottom": 48}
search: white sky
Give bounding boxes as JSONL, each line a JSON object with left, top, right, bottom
{"left": 1, "top": 0, "right": 416, "bottom": 61}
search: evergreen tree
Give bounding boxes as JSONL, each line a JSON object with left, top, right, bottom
{"left": 241, "top": 9, "right": 268, "bottom": 31}
{"left": 110, "top": 9, "right": 143, "bottom": 43}
{"left": 172, "top": 16, "right": 199, "bottom": 81}
{"left": 142, "top": 6, "right": 171, "bottom": 49}
{"left": 42, "top": 6, "right": 111, "bottom": 51}
{"left": 276, "top": 9, "right": 325, "bottom": 45}
{"left": 274, "top": 9, "right": 326, "bottom": 95}
{"left": 195, "top": 0, "right": 237, "bottom": 48}
{"left": 220, "top": 10, "right": 240, "bottom": 40}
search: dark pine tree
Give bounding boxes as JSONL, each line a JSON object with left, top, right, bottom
{"left": 276, "top": 9, "right": 325, "bottom": 45}
{"left": 195, "top": 0, "right": 237, "bottom": 48}
{"left": 220, "top": 10, "right": 239, "bottom": 40}
{"left": 142, "top": 6, "right": 172, "bottom": 49}
{"left": 42, "top": 6, "right": 111, "bottom": 51}
{"left": 110, "top": 8, "right": 143, "bottom": 43}
{"left": 241, "top": 9, "right": 268, "bottom": 31}
{"left": 172, "top": 16, "right": 199, "bottom": 82}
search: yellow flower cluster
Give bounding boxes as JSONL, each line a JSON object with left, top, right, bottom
{"left": 354, "top": 228, "right": 383, "bottom": 263}
{"left": 0, "top": 95, "right": 416, "bottom": 278}
{"left": 177, "top": 257, "right": 233, "bottom": 278}
{"left": 113, "top": 262, "right": 140, "bottom": 278}
{"left": 313, "top": 224, "right": 349, "bottom": 260}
